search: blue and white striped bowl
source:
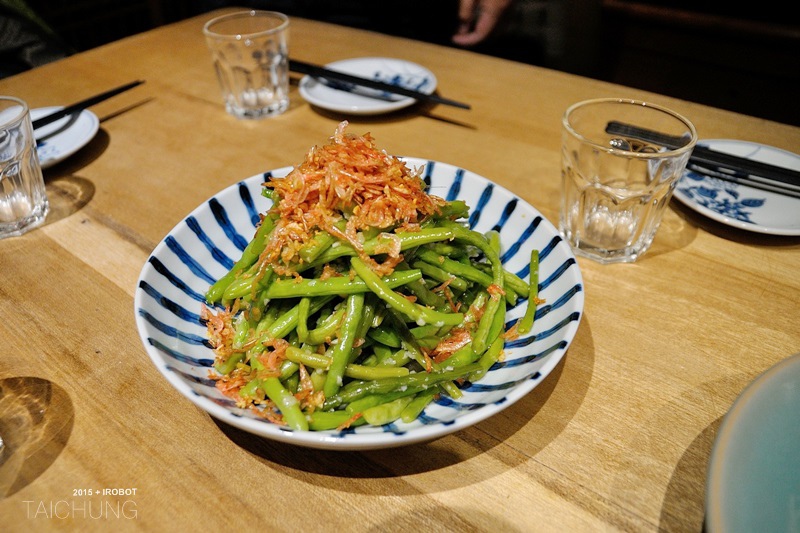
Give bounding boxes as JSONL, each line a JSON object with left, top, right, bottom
{"left": 134, "top": 158, "right": 584, "bottom": 450}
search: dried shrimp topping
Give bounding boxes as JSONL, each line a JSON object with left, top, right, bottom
{"left": 262, "top": 121, "right": 446, "bottom": 274}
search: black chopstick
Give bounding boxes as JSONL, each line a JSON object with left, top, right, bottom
{"left": 605, "top": 120, "right": 800, "bottom": 188}
{"left": 289, "top": 59, "right": 470, "bottom": 110}
{"left": 687, "top": 164, "right": 800, "bottom": 199}
{"left": 689, "top": 146, "right": 800, "bottom": 187}
{"left": 32, "top": 80, "right": 145, "bottom": 129}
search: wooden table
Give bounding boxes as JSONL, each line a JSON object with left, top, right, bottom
{"left": 1, "top": 9, "right": 798, "bottom": 532}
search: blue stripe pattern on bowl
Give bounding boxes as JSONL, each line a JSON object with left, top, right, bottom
{"left": 133, "top": 158, "right": 584, "bottom": 450}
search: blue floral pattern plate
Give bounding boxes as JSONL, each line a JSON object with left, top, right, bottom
{"left": 134, "top": 158, "right": 585, "bottom": 450}
{"left": 32, "top": 107, "right": 100, "bottom": 169}
{"left": 298, "top": 57, "right": 437, "bottom": 115}
{"left": 672, "top": 140, "right": 800, "bottom": 236}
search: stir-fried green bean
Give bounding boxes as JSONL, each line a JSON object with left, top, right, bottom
{"left": 202, "top": 159, "right": 542, "bottom": 432}
{"left": 350, "top": 257, "right": 464, "bottom": 327}
{"left": 283, "top": 346, "right": 409, "bottom": 379}
{"left": 400, "top": 388, "right": 439, "bottom": 423}
{"left": 295, "top": 297, "right": 311, "bottom": 343}
{"left": 304, "top": 227, "right": 456, "bottom": 270}
{"left": 203, "top": 213, "right": 543, "bottom": 430}
{"left": 206, "top": 216, "right": 274, "bottom": 303}
{"left": 322, "top": 363, "right": 484, "bottom": 410}
{"left": 517, "top": 250, "right": 540, "bottom": 334}
{"left": 259, "top": 377, "right": 308, "bottom": 431}
{"left": 440, "top": 221, "right": 505, "bottom": 354}
{"left": 323, "top": 293, "right": 365, "bottom": 397}
{"left": 263, "top": 269, "right": 422, "bottom": 299}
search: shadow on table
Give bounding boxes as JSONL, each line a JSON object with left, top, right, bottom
{"left": 671, "top": 199, "right": 800, "bottom": 246}
{"left": 214, "top": 315, "right": 595, "bottom": 495}
{"left": 33, "top": 126, "right": 105, "bottom": 229}
{"left": 43, "top": 175, "right": 96, "bottom": 227}
{"left": 659, "top": 416, "right": 723, "bottom": 532}
{"left": 42, "top": 129, "right": 110, "bottom": 178}
{"left": 654, "top": 371, "right": 756, "bottom": 531}
{"left": 38, "top": 95, "right": 155, "bottom": 180}
{"left": 0, "top": 377, "right": 74, "bottom": 498}
{"left": 642, "top": 205, "right": 700, "bottom": 260}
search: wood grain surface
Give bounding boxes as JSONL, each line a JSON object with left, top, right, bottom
{"left": 1, "top": 9, "right": 798, "bottom": 532}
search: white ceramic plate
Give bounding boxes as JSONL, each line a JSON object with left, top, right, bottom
{"left": 705, "top": 352, "right": 800, "bottom": 533}
{"left": 298, "top": 57, "right": 437, "bottom": 115}
{"left": 134, "top": 158, "right": 585, "bottom": 450}
{"left": 32, "top": 107, "right": 100, "bottom": 169}
{"left": 673, "top": 140, "right": 800, "bottom": 235}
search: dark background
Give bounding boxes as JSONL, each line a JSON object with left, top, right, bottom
{"left": 4, "top": 0, "right": 799, "bottom": 126}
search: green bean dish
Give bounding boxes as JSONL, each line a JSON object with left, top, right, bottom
{"left": 201, "top": 122, "right": 541, "bottom": 431}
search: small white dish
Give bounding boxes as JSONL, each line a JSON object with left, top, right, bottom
{"left": 672, "top": 139, "right": 800, "bottom": 236}
{"left": 298, "top": 57, "right": 437, "bottom": 115}
{"left": 134, "top": 157, "right": 585, "bottom": 450}
{"left": 32, "top": 107, "right": 100, "bottom": 169}
{"left": 705, "top": 352, "right": 800, "bottom": 533}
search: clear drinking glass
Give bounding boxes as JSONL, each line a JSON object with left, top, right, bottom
{"left": 0, "top": 96, "right": 49, "bottom": 239}
{"left": 203, "top": 10, "right": 290, "bottom": 119}
{"left": 559, "top": 98, "right": 697, "bottom": 264}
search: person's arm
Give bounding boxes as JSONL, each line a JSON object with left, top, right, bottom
{"left": 452, "top": 0, "right": 513, "bottom": 46}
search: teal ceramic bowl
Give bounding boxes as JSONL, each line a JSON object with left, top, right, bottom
{"left": 706, "top": 352, "right": 800, "bottom": 532}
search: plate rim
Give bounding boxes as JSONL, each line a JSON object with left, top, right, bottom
{"left": 134, "top": 157, "right": 585, "bottom": 450}
{"left": 298, "top": 56, "right": 438, "bottom": 115}
{"left": 672, "top": 139, "right": 800, "bottom": 236}
{"left": 705, "top": 352, "right": 800, "bottom": 532}
{"left": 32, "top": 106, "right": 100, "bottom": 169}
